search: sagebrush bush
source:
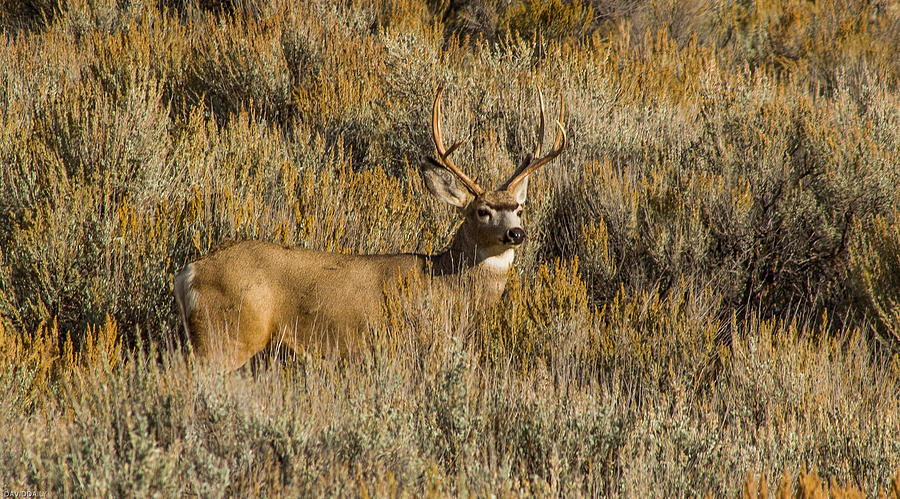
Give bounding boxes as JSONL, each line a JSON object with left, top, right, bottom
{"left": 1, "top": 0, "right": 900, "bottom": 495}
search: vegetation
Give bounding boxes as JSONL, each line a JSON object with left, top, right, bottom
{"left": 2, "top": 0, "right": 900, "bottom": 495}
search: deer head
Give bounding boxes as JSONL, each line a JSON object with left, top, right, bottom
{"left": 420, "top": 86, "right": 567, "bottom": 261}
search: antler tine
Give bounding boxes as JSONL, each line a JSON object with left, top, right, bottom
{"left": 533, "top": 89, "right": 546, "bottom": 159}
{"left": 431, "top": 86, "right": 484, "bottom": 196}
{"left": 503, "top": 92, "right": 567, "bottom": 191}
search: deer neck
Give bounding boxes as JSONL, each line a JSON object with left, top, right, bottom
{"left": 429, "top": 223, "right": 515, "bottom": 278}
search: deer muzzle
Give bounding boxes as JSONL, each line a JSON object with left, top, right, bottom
{"left": 505, "top": 228, "right": 526, "bottom": 245}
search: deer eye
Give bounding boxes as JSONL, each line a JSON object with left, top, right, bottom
{"left": 516, "top": 209, "right": 523, "bottom": 217}
{"left": 477, "top": 208, "right": 491, "bottom": 218}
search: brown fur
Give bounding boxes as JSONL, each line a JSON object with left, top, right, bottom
{"left": 174, "top": 189, "right": 527, "bottom": 370}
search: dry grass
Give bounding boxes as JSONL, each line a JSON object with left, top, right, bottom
{"left": 2, "top": 0, "right": 900, "bottom": 495}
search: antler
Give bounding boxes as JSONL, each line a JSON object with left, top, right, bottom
{"left": 501, "top": 89, "right": 567, "bottom": 191}
{"left": 430, "top": 86, "right": 484, "bottom": 196}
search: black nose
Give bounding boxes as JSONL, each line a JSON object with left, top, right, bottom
{"left": 506, "top": 228, "right": 525, "bottom": 245}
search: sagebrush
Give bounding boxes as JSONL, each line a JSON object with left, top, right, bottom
{"left": 1, "top": 0, "right": 900, "bottom": 495}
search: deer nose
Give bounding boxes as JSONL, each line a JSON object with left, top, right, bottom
{"left": 506, "top": 228, "right": 525, "bottom": 245}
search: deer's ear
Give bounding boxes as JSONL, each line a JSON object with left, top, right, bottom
{"left": 507, "top": 176, "right": 529, "bottom": 204}
{"left": 502, "top": 154, "right": 532, "bottom": 204}
{"left": 421, "top": 158, "right": 473, "bottom": 209}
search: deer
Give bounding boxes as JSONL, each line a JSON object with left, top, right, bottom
{"left": 173, "top": 86, "right": 566, "bottom": 370}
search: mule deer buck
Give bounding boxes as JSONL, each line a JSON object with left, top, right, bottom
{"left": 174, "top": 87, "right": 566, "bottom": 370}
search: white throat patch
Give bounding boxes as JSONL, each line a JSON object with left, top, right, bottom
{"left": 479, "top": 248, "right": 515, "bottom": 273}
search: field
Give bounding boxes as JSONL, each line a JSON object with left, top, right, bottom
{"left": 2, "top": 0, "right": 900, "bottom": 496}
